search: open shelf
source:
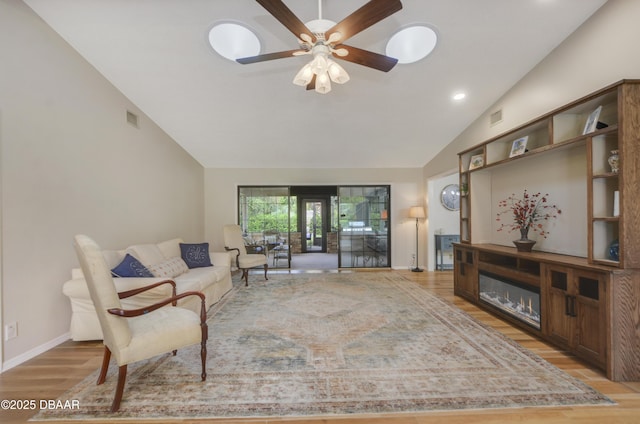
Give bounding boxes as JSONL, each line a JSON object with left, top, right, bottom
{"left": 591, "top": 220, "right": 619, "bottom": 264}
{"left": 553, "top": 90, "right": 618, "bottom": 144}
{"left": 485, "top": 119, "right": 550, "bottom": 165}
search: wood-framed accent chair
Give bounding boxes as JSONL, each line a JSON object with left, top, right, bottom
{"left": 73, "top": 234, "right": 208, "bottom": 412}
{"left": 223, "top": 224, "right": 268, "bottom": 286}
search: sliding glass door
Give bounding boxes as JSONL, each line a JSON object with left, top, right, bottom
{"left": 237, "top": 185, "right": 390, "bottom": 269}
{"left": 338, "top": 185, "right": 390, "bottom": 268}
{"left": 237, "top": 186, "right": 293, "bottom": 268}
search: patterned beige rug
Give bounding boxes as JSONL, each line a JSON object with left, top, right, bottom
{"left": 34, "top": 272, "right": 612, "bottom": 420}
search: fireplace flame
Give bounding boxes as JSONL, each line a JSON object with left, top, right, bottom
{"left": 500, "top": 291, "right": 537, "bottom": 313}
{"left": 479, "top": 273, "right": 541, "bottom": 329}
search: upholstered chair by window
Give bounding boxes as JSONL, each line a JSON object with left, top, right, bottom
{"left": 223, "top": 224, "right": 268, "bottom": 286}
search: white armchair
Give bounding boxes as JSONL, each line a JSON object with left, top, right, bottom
{"left": 73, "top": 235, "right": 208, "bottom": 412}
{"left": 223, "top": 224, "right": 268, "bottom": 286}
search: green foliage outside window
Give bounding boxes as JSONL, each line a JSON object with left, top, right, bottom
{"left": 239, "top": 193, "right": 297, "bottom": 234}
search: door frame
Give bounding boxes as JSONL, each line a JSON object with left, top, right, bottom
{"left": 299, "top": 197, "right": 329, "bottom": 253}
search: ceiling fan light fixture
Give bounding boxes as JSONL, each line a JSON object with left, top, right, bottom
{"left": 244, "top": 0, "right": 403, "bottom": 94}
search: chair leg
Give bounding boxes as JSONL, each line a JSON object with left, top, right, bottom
{"left": 97, "top": 346, "right": 111, "bottom": 385}
{"left": 242, "top": 265, "right": 268, "bottom": 286}
{"left": 201, "top": 322, "right": 208, "bottom": 381}
{"left": 111, "top": 365, "right": 128, "bottom": 413}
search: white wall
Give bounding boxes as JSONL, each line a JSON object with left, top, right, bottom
{"left": 488, "top": 146, "right": 587, "bottom": 256}
{"left": 424, "top": 0, "right": 640, "bottom": 178}
{"left": 204, "top": 168, "right": 424, "bottom": 270}
{"left": 0, "top": 0, "right": 204, "bottom": 370}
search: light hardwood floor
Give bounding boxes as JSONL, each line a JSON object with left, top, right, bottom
{"left": 1, "top": 270, "right": 639, "bottom": 424}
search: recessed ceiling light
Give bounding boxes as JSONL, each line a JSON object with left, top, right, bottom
{"left": 385, "top": 25, "right": 437, "bottom": 64}
{"left": 208, "top": 22, "right": 261, "bottom": 62}
{"left": 453, "top": 92, "right": 466, "bottom": 101}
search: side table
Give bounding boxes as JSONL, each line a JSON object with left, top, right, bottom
{"left": 435, "top": 234, "right": 459, "bottom": 270}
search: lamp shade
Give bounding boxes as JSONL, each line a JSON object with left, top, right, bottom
{"left": 409, "top": 206, "right": 426, "bottom": 219}
{"left": 315, "top": 72, "right": 332, "bottom": 94}
{"left": 327, "top": 59, "right": 350, "bottom": 84}
{"left": 293, "top": 63, "right": 314, "bottom": 86}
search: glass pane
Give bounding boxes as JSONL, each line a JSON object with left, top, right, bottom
{"left": 238, "top": 186, "right": 291, "bottom": 268}
{"left": 304, "top": 201, "right": 324, "bottom": 252}
{"left": 338, "top": 185, "right": 390, "bottom": 268}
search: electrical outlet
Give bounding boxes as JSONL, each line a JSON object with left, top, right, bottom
{"left": 5, "top": 322, "right": 17, "bottom": 341}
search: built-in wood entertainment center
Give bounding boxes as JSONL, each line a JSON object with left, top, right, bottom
{"left": 454, "top": 80, "right": 640, "bottom": 381}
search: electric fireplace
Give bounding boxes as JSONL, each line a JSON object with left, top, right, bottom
{"left": 479, "top": 271, "right": 541, "bottom": 330}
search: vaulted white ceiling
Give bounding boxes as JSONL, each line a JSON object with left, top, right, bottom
{"left": 24, "top": 0, "right": 607, "bottom": 168}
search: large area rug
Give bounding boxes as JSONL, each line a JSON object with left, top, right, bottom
{"left": 35, "top": 272, "right": 612, "bottom": 420}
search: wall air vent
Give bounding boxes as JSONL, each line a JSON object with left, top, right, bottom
{"left": 490, "top": 109, "right": 503, "bottom": 127}
{"left": 126, "top": 110, "right": 139, "bottom": 128}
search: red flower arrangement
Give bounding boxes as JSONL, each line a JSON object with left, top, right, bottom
{"left": 496, "top": 190, "right": 561, "bottom": 238}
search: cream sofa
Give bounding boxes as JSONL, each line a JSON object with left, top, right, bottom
{"left": 63, "top": 238, "right": 232, "bottom": 341}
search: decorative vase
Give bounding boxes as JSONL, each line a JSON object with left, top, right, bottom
{"left": 608, "top": 239, "right": 619, "bottom": 261}
{"left": 608, "top": 150, "right": 619, "bottom": 173}
{"left": 513, "top": 227, "right": 536, "bottom": 252}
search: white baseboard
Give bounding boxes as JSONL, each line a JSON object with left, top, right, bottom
{"left": 1, "top": 332, "right": 71, "bottom": 373}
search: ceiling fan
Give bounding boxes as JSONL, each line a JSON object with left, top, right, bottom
{"left": 237, "top": 0, "right": 403, "bottom": 94}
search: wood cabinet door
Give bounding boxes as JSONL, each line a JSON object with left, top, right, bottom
{"left": 545, "top": 267, "right": 575, "bottom": 348}
{"left": 544, "top": 265, "right": 607, "bottom": 367}
{"left": 574, "top": 271, "right": 607, "bottom": 366}
{"left": 454, "top": 247, "right": 477, "bottom": 301}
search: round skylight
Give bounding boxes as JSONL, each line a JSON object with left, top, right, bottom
{"left": 208, "top": 22, "right": 261, "bottom": 61}
{"left": 385, "top": 25, "right": 437, "bottom": 64}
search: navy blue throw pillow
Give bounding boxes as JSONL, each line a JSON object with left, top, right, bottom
{"left": 111, "top": 254, "right": 154, "bottom": 278}
{"left": 180, "top": 243, "right": 213, "bottom": 269}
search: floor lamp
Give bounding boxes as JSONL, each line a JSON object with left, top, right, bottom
{"left": 409, "top": 206, "right": 426, "bottom": 272}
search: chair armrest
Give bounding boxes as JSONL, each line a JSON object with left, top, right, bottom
{"left": 225, "top": 247, "right": 240, "bottom": 267}
{"left": 117, "top": 279, "right": 176, "bottom": 301}
{"left": 210, "top": 251, "right": 232, "bottom": 267}
{"left": 108, "top": 291, "right": 207, "bottom": 323}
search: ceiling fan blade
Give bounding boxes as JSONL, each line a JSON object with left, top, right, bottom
{"left": 306, "top": 74, "right": 317, "bottom": 91}
{"left": 236, "top": 49, "right": 302, "bottom": 64}
{"left": 335, "top": 44, "right": 398, "bottom": 72}
{"left": 256, "top": 0, "right": 316, "bottom": 43}
{"left": 325, "top": 0, "right": 402, "bottom": 44}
